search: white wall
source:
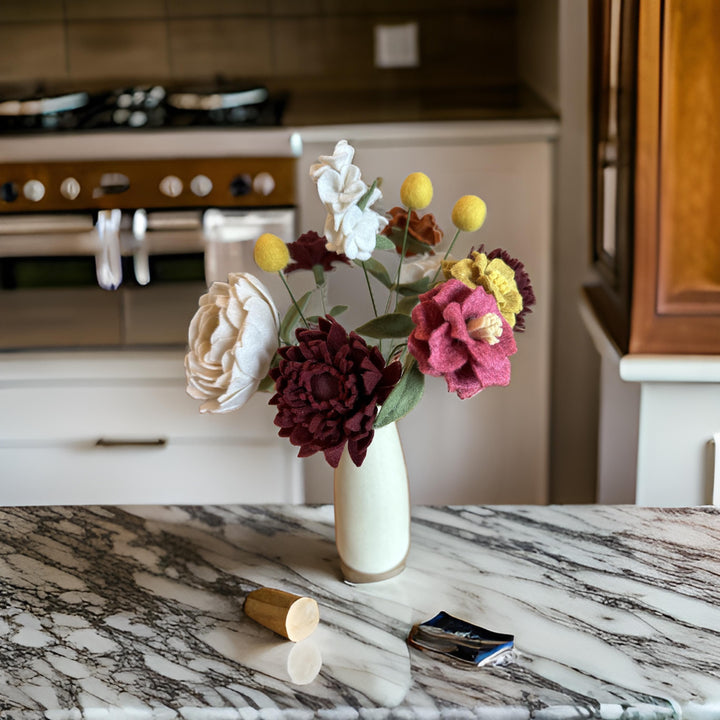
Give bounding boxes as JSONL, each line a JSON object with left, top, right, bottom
{"left": 297, "top": 125, "right": 554, "bottom": 506}
{"left": 518, "top": 0, "right": 560, "bottom": 111}
{"left": 518, "top": 0, "right": 600, "bottom": 502}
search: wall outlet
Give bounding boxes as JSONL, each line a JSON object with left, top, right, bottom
{"left": 374, "top": 22, "right": 419, "bottom": 68}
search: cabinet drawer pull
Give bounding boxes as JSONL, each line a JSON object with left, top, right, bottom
{"left": 95, "top": 437, "right": 167, "bottom": 448}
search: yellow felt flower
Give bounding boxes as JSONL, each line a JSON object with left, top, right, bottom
{"left": 400, "top": 172, "right": 433, "bottom": 210}
{"left": 451, "top": 195, "right": 487, "bottom": 232}
{"left": 254, "top": 233, "right": 290, "bottom": 273}
{"left": 442, "top": 251, "right": 522, "bottom": 327}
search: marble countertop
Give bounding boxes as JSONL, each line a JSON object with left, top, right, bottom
{"left": 1, "top": 504, "right": 718, "bottom": 719}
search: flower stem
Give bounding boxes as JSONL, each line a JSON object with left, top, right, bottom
{"left": 311, "top": 265, "right": 328, "bottom": 315}
{"left": 312, "top": 264, "right": 325, "bottom": 287}
{"left": 387, "top": 207, "right": 412, "bottom": 313}
{"left": 279, "top": 272, "right": 309, "bottom": 328}
{"left": 430, "top": 228, "right": 461, "bottom": 285}
{"left": 362, "top": 261, "right": 379, "bottom": 317}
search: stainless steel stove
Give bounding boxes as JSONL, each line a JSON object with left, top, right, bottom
{"left": 0, "top": 83, "right": 287, "bottom": 133}
{"left": 0, "top": 83, "right": 300, "bottom": 350}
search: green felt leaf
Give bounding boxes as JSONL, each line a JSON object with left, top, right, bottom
{"left": 374, "top": 359, "right": 425, "bottom": 428}
{"left": 354, "top": 258, "right": 393, "bottom": 288}
{"left": 256, "top": 374, "right": 276, "bottom": 393}
{"left": 329, "top": 305, "right": 348, "bottom": 317}
{"left": 279, "top": 290, "right": 312, "bottom": 344}
{"left": 396, "top": 295, "right": 419, "bottom": 315}
{"left": 355, "top": 313, "right": 415, "bottom": 339}
{"left": 374, "top": 234, "right": 396, "bottom": 251}
{"left": 357, "top": 179, "right": 378, "bottom": 211}
{"left": 385, "top": 226, "right": 434, "bottom": 257}
{"left": 395, "top": 276, "right": 432, "bottom": 296}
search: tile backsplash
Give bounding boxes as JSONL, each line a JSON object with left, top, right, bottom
{"left": 0, "top": 0, "right": 518, "bottom": 95}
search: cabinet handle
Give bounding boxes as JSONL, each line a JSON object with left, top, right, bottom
{"left": 95, "top": 438, "right": 167, "bottom": 448}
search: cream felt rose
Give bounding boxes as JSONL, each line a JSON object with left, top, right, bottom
{"left": 185, "top": 272, "right": 280, "bottom": 413}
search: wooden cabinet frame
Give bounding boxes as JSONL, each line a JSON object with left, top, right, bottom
{"left": 588, "top": 0, "right": 639, "bottom": 353}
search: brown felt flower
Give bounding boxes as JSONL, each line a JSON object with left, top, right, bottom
{"left": 382, "top": 206, "right": 443, "bottom": 255}
{"left": 269, "top": 316, "right": 402, "bottom": 467}
{"left": 285, "top": 231, "right": 351, "bottom": 274}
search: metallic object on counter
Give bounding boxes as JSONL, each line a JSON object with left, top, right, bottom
{"left": 408, "top": 611, "right": 514, "bottom": 667}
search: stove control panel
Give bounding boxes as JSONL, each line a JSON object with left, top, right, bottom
{"left": 0, "top": 157, "right": 295, "bottom": 211}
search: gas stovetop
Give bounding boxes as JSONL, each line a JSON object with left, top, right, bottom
{"left": 0, "top": 83, "right": 287, "bottom": 133}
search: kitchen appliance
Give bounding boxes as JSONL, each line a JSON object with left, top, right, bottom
{"left": 0, "top": 83, "right": 300, "bottom": 351}
{"left": 0, "top": 83, "right": 286, "bottom": 133}
{"left": 0, "top": 83, "right": 306, "bottom": 507}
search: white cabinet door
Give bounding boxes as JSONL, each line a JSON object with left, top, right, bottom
{"left": 299, "top": 133, "right": 552, "bottom": 505}
{"left": 0, "top": 351, "right": 303, "bottom": 506}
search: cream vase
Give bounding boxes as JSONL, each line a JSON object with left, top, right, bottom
{"left": 333, "top": 422, "right": 410, "bottom": 583}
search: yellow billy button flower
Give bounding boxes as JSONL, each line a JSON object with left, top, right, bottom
{"left": 451, "top": 195, "right": 487, "bottom": 232}
{"left": 254, "top": 233, "right": 290, "bottom": 273}
{"left": 400, "top": 172, "right": 433, "bottom": 210}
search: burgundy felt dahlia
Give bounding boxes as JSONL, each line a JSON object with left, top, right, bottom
{"left": 408, "top": 279, "right": 517, "bottom": 399}
{"left": 269, "top": 316, "right": 402, "bottom": 467}
{"left": 285, "top": 231, "right": 351, "bottom": 274}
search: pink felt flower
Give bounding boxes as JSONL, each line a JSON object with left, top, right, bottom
{"left": 407, "top": 279, "right": 517, "bottom": 399}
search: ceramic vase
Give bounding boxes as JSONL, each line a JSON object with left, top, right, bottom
{"left": 333, "top": 422, "right": 410, "bottom": 583}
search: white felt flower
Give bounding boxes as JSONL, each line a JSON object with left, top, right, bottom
{"left": 399, "top": 253, "right": 450, "bottom": 284}
{"left": 310, "top": 140, "right": 387, "bottom": 261}
{"left": 185, "top": 272, "right": 279, "bottom": 413}
{"left": 324, "top": 203, "right": 387, "bottom": 262}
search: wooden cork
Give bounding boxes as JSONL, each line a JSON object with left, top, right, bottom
{"left": 244, "top": 587, "right": 320, "bottom": 642}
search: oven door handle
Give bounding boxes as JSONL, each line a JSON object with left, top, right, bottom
{"left": 132, "top": 209, "right": 150, "bottom": 286}
{"left": 95, "top": 209, "right": 123, "bottom": 290}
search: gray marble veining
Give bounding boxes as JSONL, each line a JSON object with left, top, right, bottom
{"left": 0, "top": 504, "right": 718, "bottom": 719}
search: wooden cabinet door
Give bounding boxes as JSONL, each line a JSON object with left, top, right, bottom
{"left": 631, "top": 0, "right": 720, "bottom": 353}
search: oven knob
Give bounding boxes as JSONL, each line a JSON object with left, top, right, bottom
{"left": 1, "top": 181, "right": 19, "bottom": 202}
{"left": 253, "top": 172, "right": 275, "bottom": 197}
{"left": 159, "top": 175, "right": 183, "bottom": 198}
{"left": 190, "top": 174, "right": 213, "bottom": 197}
{"left": 23, "top": 179, "right": 45, "bottom": 202}
{"left": 229, "top": 174, "right": 252, "bottom": 197}
{"left": 60, "top": 177, "right": 81, "bottom": 200}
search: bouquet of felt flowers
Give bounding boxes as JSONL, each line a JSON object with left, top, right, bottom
{"left": 185, "top": 140, "right": 535, "bottom": 469}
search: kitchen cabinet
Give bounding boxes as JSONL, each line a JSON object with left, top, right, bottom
{"left": 588, "top": 0, "right": 720, "bottom": 354}
{"left": 584, "top": 0, "right": 720, "bottom": 504}
{"left": 582, "top": 292, "right": 720, "bottom": 506}
{"left": 0, "top": 351, "right": 303, "bottom": 506}
{"left": 298, "top": 122, "right": 556, "bottom": 505}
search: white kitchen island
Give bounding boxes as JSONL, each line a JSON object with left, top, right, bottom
{"left": 0, "top": 350, "right": 304, "bottom": 506}
{"left": 0, "top": 503, "right": 718, "bottom": 718}
{"left": 580, "top": 291, "right": 720, "bottom": 506}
